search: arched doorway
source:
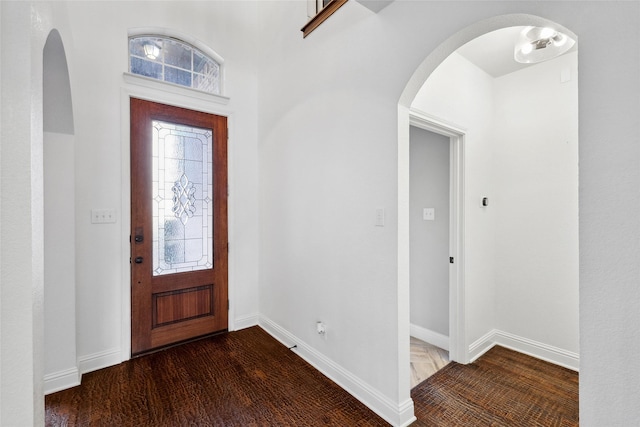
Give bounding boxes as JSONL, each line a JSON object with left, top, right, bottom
{"left": 398, "top": 13, "right": 579, "bottom": 401}
{"left": 43, "top": 29, "right": 78, "bottom": 394}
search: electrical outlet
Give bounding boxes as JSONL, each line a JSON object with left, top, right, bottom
{"left": 91, "top": 209, "right": 117, "bottom": 224}
{"left": 423, "top": 208, "right": 435, "bottom": 221}
{"left": 316, "top": 321, "right": 326, "bottom": 335}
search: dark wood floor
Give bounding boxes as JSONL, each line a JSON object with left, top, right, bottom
{"left": 46, "top": 326, "right": 578, "bottom": 426}
{"left": 411, "top": 345, "right": 579, "bottom": 426}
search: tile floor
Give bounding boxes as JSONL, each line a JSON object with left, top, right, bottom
{"left": 410, "top": 336, "right": 449, "bottom": 388}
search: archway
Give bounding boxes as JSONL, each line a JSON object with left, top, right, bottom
{"left": 398, "top": 13, "right": 579, "bottom": 403}
{"left": 43, "top": 29, "right": 78, "bottom": 394}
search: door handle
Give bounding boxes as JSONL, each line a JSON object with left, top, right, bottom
{"left": 134, "top": 227, "right": 143, "bottom": 243}
{"left": 134, "top": 257, "right": 144, "bottom": 264}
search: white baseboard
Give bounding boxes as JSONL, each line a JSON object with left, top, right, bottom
{"left": 468, "top": 329, "right": 497, "bottom": 362}
{"left": 233, "top": 313, "right": 259, "bottom": 330}
{"left": 259, "top": 315, "right": 416, "bottom": 427}
{"left": 78, "top": 347, "right": 122, "bottom": 375}
{"left": 44, "top": 366, "right": 81, "bottom": 395}
{"left": 469, "top": 329, "right": 579, "bottom": 371}
{"left": 410, "top": 324, "right": 449, "bottom": 351}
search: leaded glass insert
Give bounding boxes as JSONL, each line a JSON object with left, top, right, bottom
{"left": 152, "top": 120, "right": 213, "bottom": 276}
{"left": 129, "top": 36, "right": 221, "bottom": 95}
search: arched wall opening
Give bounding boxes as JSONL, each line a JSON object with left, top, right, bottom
{"left": 43, "top": 28, "right": 79, "bottom": 394}
{"left": 398, "top": 13, "right": 579, "bottom": 401}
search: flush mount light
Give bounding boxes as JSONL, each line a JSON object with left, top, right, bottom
{"left": 514, "top": 26, "right": 575, "bottom": 64}
{"left": 143, "top": 43, "right": 161, "bottom": 60}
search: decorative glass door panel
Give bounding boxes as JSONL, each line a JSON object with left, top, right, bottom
{"left": 152, "top": 121, "right": 213, "bottom": 276}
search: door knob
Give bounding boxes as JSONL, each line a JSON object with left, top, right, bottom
{"left": 134, "top": 257, "right": 144, "bottom": 264}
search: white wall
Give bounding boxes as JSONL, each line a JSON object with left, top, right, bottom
{"left": 0, "top": 2, "right": 50, "bottom": 424}
{"left": 60, "top": 1, "right": 261, "bottom": 368}
{"left": 44, "top": 131, "right": 78, "bottom": 390}
{"left": 493, "top": 52, "right": 579, "bottom": 354}
{"left": 0, "top": 1, "right": 639, "bottom": 426}
{"left": 409, "top": 126, "right": 449, "bottom": 338}
{"left": 258, "top": 2, "right": 639, "bottom": 425}
{"left": 412, "top": 52, "right": 497, "bottom": 347}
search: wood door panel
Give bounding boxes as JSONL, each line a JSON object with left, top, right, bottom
{"left": 153, "top": 284, "right": 214, "bottom": 327}
{"left": 130, "top": 98, "right": 228, "bottom": 356}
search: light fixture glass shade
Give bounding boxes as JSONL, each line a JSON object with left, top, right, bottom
{"left": 143, "top": 43, "right": 161, "bottom": 60}
{"left": 514, "top": 27, "right": 575, "bottom": 64}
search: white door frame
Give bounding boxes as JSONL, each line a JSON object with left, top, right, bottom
{"left": 408, "top": 108, "right": 467, "bottom": 364}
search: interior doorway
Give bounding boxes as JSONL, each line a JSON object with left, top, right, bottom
{"left": 408, "top": 111, "right": 466, "bottom": 386}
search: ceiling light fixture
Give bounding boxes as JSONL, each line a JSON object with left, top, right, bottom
{"left": 143, "top": 43, "right": 161, "bottom": 60}
{"left": 514, "top": 26, "right": 575, "bottom": 64}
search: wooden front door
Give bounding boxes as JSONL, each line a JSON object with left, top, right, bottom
{"left": 130, "top": 98, "right": 228, "bottom": 356}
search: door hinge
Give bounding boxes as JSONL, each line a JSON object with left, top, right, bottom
{"left": 450, "top": 257, "right": 454, "bottom": 264}
{"left": 227, "top": 299, "right": 230, "bottom": 310}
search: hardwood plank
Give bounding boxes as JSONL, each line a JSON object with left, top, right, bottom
{"left": 46, "top": 328, "right": 578, "bottom": 426}
{"left": 46, "top": 327, "right": 388, "bottom": 426}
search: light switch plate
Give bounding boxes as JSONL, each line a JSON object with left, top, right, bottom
{"left": 91, "top": 209, "right": 117, "bottom": 224}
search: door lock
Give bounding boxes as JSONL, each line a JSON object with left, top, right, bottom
{"left": 134, "top": 227, "right": 144, "bottom": 243}
{"left": 134, "top": 257, "right": 144, "bottom": 264}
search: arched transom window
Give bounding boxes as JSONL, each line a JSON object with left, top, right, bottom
{"left": 129, "top": 36, "right": 221, "bottom": 95}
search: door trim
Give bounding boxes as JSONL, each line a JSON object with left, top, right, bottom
{"left": 119, "top": 78, "right": 236, "bottom": 361}
{"left": 408, "top": 108, "right": 467, "bottom": 364}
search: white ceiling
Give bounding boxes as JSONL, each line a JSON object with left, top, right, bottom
{"left": 456, "top": 26, "right": 578, "bottom": 78}
{"left": 456, "top": 26, "right": 531, "bottom": 78}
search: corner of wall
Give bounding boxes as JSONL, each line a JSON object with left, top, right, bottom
{"left": 469, "top": 329, "right": 579, "bottom": 371}
{"left": 259, "top": 315, "right": 416, "bottom": 427}
{"left": 44, "top": 367, "right": 81, "bottom": 395}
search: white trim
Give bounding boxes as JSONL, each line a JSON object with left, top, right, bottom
{"left": 234, "top": 313, "right": 259, "bottom": 331}
{"left": 408, "top": 108, "right": 467, "bottom": 364}
{"left": 44, "top": 367, "right": 81, "bottom": 395}
{"left": 410, "top": 324, "right": 449, "bottom": 351}
{"left": 259, "top": 316, "right": 417, "bottom": 427}
{"left": 120, "top": 73, "right": 236, "bottom": 362}
{"left": 469, "top": 329, "right": 580, "bottom": 371}
{"left": 468, "top": 329, "right": 497, "bottom": 362}
{"left": 78, "top": 348, "right": 122, "bottom": 375}
{"left": 409, "top": 108, "right": 466, "bottom": 136}
{"left": 123, "top": 73, "right": 229, "bottom": 105}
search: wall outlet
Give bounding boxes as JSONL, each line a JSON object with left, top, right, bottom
{"left": 423, "top": 208, "right": 435, "bottom": 221}
{"left": 316, "top": 321, "right": 326, "bottom": 335}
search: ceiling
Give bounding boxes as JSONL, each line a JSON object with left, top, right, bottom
{"left": 456, "top": 26, "right": 533, "bottom": 78}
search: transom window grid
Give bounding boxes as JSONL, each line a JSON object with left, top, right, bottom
{"left": 129, "top": 36, "right": 220, "bottom": 95}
